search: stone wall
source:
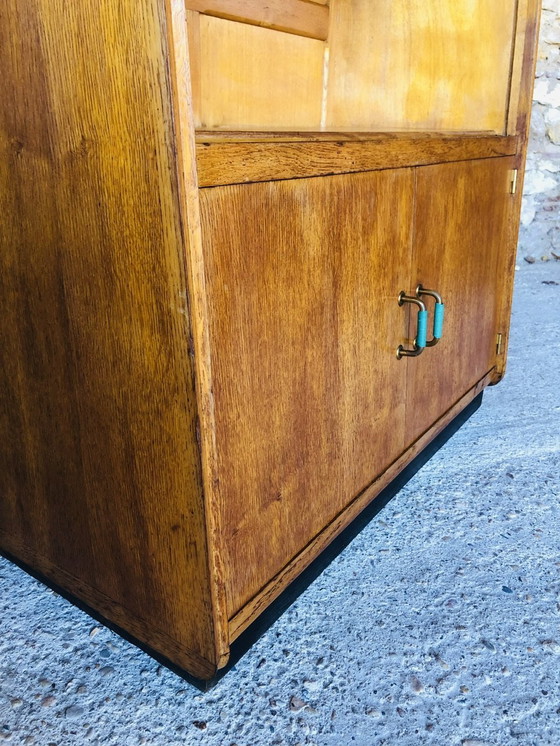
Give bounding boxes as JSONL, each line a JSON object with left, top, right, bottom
{"left": 519, "top": 1, "right": 560, "bottom": 262}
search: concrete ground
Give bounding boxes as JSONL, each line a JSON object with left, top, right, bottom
{"left": 1, "top": 261, "right": 559, "bottom": 746}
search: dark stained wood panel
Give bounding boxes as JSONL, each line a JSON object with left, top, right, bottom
{"left": 0, "top": 0, "right": 219, "bottom": 677}
{"left": 200, "top": 170, "right": 414, "bottom": 616}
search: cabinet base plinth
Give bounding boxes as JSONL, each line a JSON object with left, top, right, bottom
{"left": 2, "top": 393, "right": 482, "bottom": 691}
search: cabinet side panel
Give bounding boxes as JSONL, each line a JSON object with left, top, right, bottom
{"left": 0, "top": 0, "right": 218, "bottom": 674}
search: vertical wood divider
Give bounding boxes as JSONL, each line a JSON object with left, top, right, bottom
{"left": 494, "top": 0, "right": 541, "bottom": 384}
{"left": 164, "top": 0, "right": 230, "bottom": 668}
{"left": 320, "top": 0, "right": 334, "bottom": 130}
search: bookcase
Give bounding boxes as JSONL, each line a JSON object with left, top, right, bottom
{"left": 0, "top": 0, "right": 540, "bottom": 681}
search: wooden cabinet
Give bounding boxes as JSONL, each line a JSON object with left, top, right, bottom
{"left": 0, "top": 0, "right": 540, "bottom": 681}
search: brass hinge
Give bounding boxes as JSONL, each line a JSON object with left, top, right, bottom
{"left": 509, "top": 169, "right": 518, "bottom": 195}
{"left": 496, "top": 332, "right": 505, "bottom": 355}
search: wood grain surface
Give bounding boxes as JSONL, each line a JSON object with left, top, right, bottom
{"left": 195, "top": 133, "right": 517, "bottom": 187}
{"left": 184, "top": 0, "right": 329, "bottom": 40}
{"left": 164, "top": 0, "right": 231, "bottom": 669}
{"left": 187, "top": 0, "right": 518, "bottom": 134}
{"left": 191, "top": 15, "right": 325, "bottom": 130}
{"left": 0, "top": 0, "right": 220, "bottom": 677}
{"left": 200, "top": 170, "right": 414, "bottom": 616}
{"left": 326, "top": 0, "right": 517, "bottom": 133}
{"left": 406, "top": 157, "right": 516, "bottom": 444}
{"left": 195, "top": 130, "right": 506, "bottom": 142}
{"left": 229, "top": 370, "right": 493, "bottom": 640}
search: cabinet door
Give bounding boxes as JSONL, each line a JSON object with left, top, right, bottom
{"left": 201, "top": 170, "right": 414, "bottom": 616}
{"left": 405, "top": 157, "right": 515, "bottom": 444}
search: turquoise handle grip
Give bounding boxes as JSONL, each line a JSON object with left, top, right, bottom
{"left": 433, "top": 302, "right": 445, "bottom": 339}
{"left": 416, "top": 309, "right": 428, "bottom": 348}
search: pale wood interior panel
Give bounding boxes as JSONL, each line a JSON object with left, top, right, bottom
{"left": 326, "top": 0, "right": 518, "bottom": 132}
{"left": 200, "top": 170, "right": 414, "bottom": 616}
{"left": 193, "top": 15, "right": 325, "bottom": 130}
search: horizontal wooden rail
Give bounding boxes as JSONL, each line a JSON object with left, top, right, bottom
{"left": 185, "top": 0, "right": 329, "bottom": 40}
{"left": 195, "top": 133, "right": 518, "bottom": 187}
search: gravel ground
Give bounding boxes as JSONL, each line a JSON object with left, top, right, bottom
{"left": 1, "top": 261, "right": 560, "bottom": 746}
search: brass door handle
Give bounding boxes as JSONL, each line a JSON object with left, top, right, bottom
{"left": 396, "top": 292, "right": 427, "bottom": 359}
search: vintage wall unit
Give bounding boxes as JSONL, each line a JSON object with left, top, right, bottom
{"left": 0, "top": 0, "right": 540, "bottom": 681}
